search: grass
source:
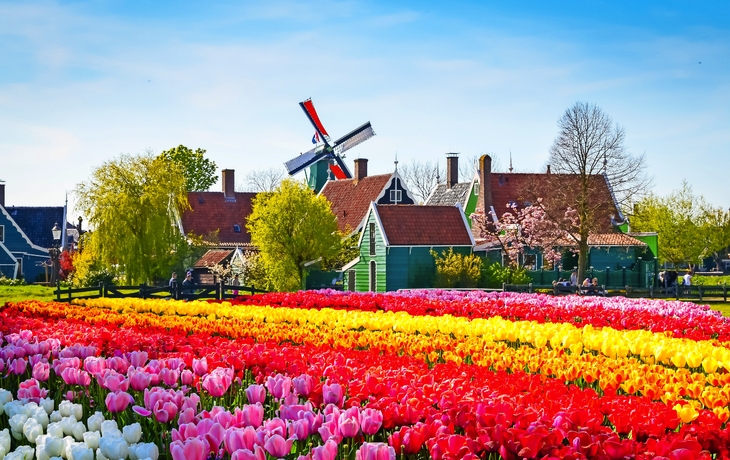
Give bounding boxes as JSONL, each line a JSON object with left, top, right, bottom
{"left": 0, "top": 285, "right": 55, "bottom": 304}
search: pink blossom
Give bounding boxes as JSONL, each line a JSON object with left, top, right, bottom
{"left": 264, "top": 434, "right": 293, "bottom": 458}
{"left": 170, "top": 437, "right": 210, "bottom": 460}
{"left": 356, "top": 442, "right": 395, "bottom": 460}
{"left": 245, "top": 384, "right": 267, "bottom": 404}
{"left": 105, "top": 390, "right": 134, "bottom": 413}
{"left": 32, "top": 361, "right": 50, "bottom": 382}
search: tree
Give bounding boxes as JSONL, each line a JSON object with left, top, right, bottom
{"left": 472, "top": 199, "right": 574, "bottom": 268}
{"left": 241, "top": 167, "right": 285, "bottom": 193}
{"left": 398, "top": 159, "right": 444, "bottom": 203}
{"left": 75, "top": 153, "right": 190, "bottom": 284}
{"left": 159, "top": 145, "right": 218, "bottom": 191}
{"left": 430, "top": 248, "right": 483, "bottom": 288}
{"left": 631, "top": 181, "right": 730, "bottom": 269}
{"left": 247, "top": 179, "right": 341, "bottom": 291}
{"left": 543, "top": 102, "right": 650, "bottom": 282}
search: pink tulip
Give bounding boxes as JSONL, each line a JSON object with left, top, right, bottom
{"left": 32, "top": 361, "right": 50, "bottom": 382}
{"left": 192, "top": 357, "right": 208, "bottom": 376}
{"left": 166, "top": 357, "right": 186, "bottom": 371}
{"left": 102, "top": 371, "right": 130, "bottom": 392}
{"left": 61, "top": 367, "right": 91, "bottom": 386}
{"left": 127, "top": 351, "right": 148, "bottom": 368}
{"left": 239, "top": 403, "right": 264, "bottom": 429}
{"left": 53, "top": 357, "right": 81, "bottom": 376}
{"left": 202, "top": 368, "right": 233, "bottom": 397}
{"left": 245, "top": 384, "right": 267, "bottom": 404}
{"left": 128, "top": 369, "right": 152, "bottom": 391}
{"left": 202, "top": 422, "right": 226, "bottom": 450}
{"left": 106, "top": 356, "right": 130, "bottom": 374}
{"left": 161, "top": 368, "right": 180, "bottom": 387}
{"left": 172, "top": 423, "right": 199, "bottom": 442}
{"left": 84, "top": 356, "right": 106, "bottom": 374}
{"left": 133, "top": 405, "right": 152, "bottom": 417}
{"left": 266, "top": 374, "right": 292, "bottom": 400}
{"left": 105, "top": 390, "right": 134, "bottom": 413}
{"left": 170, "top": 437, "right": 210, "bottom": 460}
{"left": 178, "top": 407, "right": 196, "bottom": 425}
{"left": 322, "top": 383, "right": 343, "bottom": 406}
{"left": 9, "top": 358, "right": 27, "bottom": 375}
{"left": 17, "top": 378, "right": 48, "bottom": 402}
{"left": 338, "top": 409, "right": 361, "bottom": 438}
{"left": 154, "top": 400, "right": 179, "bottom": 423}
{"left": 360, "top": 408, "right": 383, "bottom": 435}
{"left": 312, "top": 440, "right": 339, "bottom": 460}
{"left": 264, "top": 434, "right": 293, "bottom": 458}
{"left": 231, "top": 445, "right": 266, "bottom": 460}
{"left": 293, "top": 374, "right": 314, "bottom": 397}
{"left": 291, "top": 418, "right": 312, "bottom": 441}
{"left": 181, "top": 369, "right": 194, "bottom": 386}
{"left": 225, "top": 426, "right": 258, "bottom": 454}
{"left": 356, "top": 443, "right": 396, "bottom": 460}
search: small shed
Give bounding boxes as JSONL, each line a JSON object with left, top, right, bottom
{"left": 342, "top": 203, "right": 475, "bottom": 292}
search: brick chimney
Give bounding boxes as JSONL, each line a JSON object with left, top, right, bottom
{"left": 0, "top": 181, "right": 4, "bottom": 209}
{"left": 478, "top": 154, "right": 493, "bottom": 215}
{"left": 222, "top": 169, "right": 235, "bottom": 199}
{"left": 446, "top": 153, "right": 459, "bottom": 189}
{"left": 546, "top": 165, "right": 551, "bottom": 174}
{"left": 354, "top": 158, "right": 368, "bottom": 183}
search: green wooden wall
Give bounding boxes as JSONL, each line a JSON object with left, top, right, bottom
{"left": 345, "top": 212, "right": 387, "bottom": 292}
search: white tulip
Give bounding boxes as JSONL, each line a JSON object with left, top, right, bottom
{"left": 0, "top": 428, "right": 12, "bottom": 457}
{"left": 9, "top": 413, "right": 28, "bottom": 440}
{"left": 129, "top": 442, "right": 159, "bottom": 460}
{"left": 32, "top": 405, "right": 50, "bottom": 429}
{"left": 5, "top": 400, "right": 24, "bottom": 418}
{"left": 83, "top": 431, "right": 100, "bottom": 450}
{"left": 22, "top": 418, "right": 43, "bottom": 444}
{"left": 68, "top": 443, "right": 94, "bottom": 460}
{"left": 123, "top": 423, "right": 142, "bottom": 444}
{"left": 36, "top": 443, "right": 52, "bottom": 460}
{"left": 100, "top": 420, "right": 119, "bottom": 437}
{"left": 47, "top": 422, "right": 64, "bottom": 439}
{"left": 71, "top": 421, "right": 86, "bottom": 441}
{"left": 99, "top": 436, "right": 129, "bottom": 460}
{"left": 44, "top": 436, "right": 64, "bottom": 457}
{"left": 60, "top": 415, "right": 78, "bottom": 436}
{"left": 41, "top": 397, "right": 55, "bottom": 415}
{"left": 51, "top": 410, "right": 62, "bottom": 423}
{"left": 71, "top": 404, "right": 83, "bottom": 421}
{"left": 61, "top": 435, "right": 76, "bottom": 458}
{"left": 96, "top": 447, "right": 109, "bottom": 460}
{"left": 87, "top": 412, "right": 104, "bottom": 433}
{"left": 13, "top": 445, "right": 35, "bottom": 460}
{"left": 0, "top": 388, "right": 14, "bottom": 406}
{"left": 59, "top": 400, "right": 74, "bottom": 418}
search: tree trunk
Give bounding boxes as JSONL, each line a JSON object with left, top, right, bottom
{"left": 577, "top": 238, "right": 589, "bottom": 285}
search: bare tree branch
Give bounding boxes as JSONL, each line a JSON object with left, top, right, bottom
{"left": 398, "top": 159, "right": 444, "bottom": 204}
{"left": 239, "top": 168, "right": 286, "bottom": 193}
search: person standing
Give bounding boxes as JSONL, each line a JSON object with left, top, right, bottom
{"left": 570, "top": 269, "right": 578, "bottom": 286}
{"left": 182, "top": 271, "right": 195, "bottom": 297}
{"left": 168, "top": 272, "right": 178, "bottom": 288}
{"left": 231, "top": 274, "right": 240, "bottom": 296}
{"left": 683, "top": 270, "right": 692, "bottom": 286}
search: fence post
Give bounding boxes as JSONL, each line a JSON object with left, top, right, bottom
{"left": 140, "top": 284, "right": 146, "bottom": 300}
{"left": 675, "top": 285, "right": 679, "bottom": 301}
{"left": 724, "top": 284, "right": 727, "bottom": 302}
{"left": 605, "top": 268, "right": 610, "bottom": 288}
{"left": 528, "top": 283, "right": 533, "bottom": 293}
{"left": 502, "top": 282, "right": 506, "bottom": 292}
{"left": 218, "top": 281, "right": 224, "bottom": 301}
{"left": 100, "top": 282, "right": 105, "bottom": 298}
{"left": 698, "top": 285, "right": 703, "bottom": 302}
{"left": 622, "top": 267, "right": 626, "bottom": 288}
{"left": 649, "top": 285, "right": 653, "bottom": 299}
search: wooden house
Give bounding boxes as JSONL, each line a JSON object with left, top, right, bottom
{"left": 342, "top": 203, "right": 475, "bottom": 292}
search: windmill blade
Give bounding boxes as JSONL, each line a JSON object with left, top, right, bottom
{"left": 331, "top": 154, "right": 352, "bottom": 179}
{"left": 284, "top": 147, "right": 329, "bottom": 176}
{"left": 332, "top": 122, "right": 375, "bottom": 156}
{"left": 299, "top": 98, "right": 332, "bottom": 145}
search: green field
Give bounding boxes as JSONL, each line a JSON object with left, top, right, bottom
{"left": 0, "top": 285, "right": 55, "bottom": 304}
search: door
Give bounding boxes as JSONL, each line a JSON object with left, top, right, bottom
{"left": 369, "top": 261, "right": 376, "bottom": 292}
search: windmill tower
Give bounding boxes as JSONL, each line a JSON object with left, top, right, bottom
{"left": 284, "top": 98, "right": 376, "bottom": 192}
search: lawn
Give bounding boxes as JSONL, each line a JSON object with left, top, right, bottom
{"left": 0, "top": 285, "right": 55, "bottom": 303}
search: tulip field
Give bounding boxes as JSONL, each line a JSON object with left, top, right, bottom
{"left": 3, "top": 291, "right": 730, "bottom": 459}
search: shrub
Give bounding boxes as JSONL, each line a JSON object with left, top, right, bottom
{"left": 431, "top": 248, "right": 483, "bottom": 288}
{"left": 0, "top": 276, "right": 26, "bottom": 286}
{"left": 483, "top": 262, "right": 532, "bottom": 288}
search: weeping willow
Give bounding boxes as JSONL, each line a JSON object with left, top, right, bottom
{"left": 75, "top": 153, "right": 189, "bottom": 284}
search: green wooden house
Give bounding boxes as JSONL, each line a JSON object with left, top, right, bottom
{"left": 342, "top": 203, "right": 475, "bottom": 292}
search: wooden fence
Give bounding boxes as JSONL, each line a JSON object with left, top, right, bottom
{"left": 53, "top": 282, "right": 266, "bottom": 303}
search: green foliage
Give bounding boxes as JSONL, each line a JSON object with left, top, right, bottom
{"left": 247, "top": 179, "right": 341, "bottom": 292}
{"left": 483, "top": 262, "right": 532, "bottom": 288}
{"left": 159, "top": 145, "right": 218, "bottom": 192}
{"left": 632, "top": 181, "right": 730, "bottom": 267}
{"left": 693, "top": 275, "right": 730, "bottom": 286}
{"left": 430, "top": 248, "right": 483, "bottom": 288}
{"left": 69, "top": 233, "right": 118, "bottom": 287}
{"left": 75, "top": 153, "right": 190, "bottom": 285}
{"left": 321, "top": 232, "right": 360, "bottom": 271}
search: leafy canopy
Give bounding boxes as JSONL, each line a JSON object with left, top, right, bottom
{"left": 159, "top": 145, "right": 218, "bottom": 191}
{"left": 431, "top": 248, "right": 483, "bottom": 288}
{"left": 247, "top": 179, "right": 341, "bottom": 292}
{"left": 75, "top": 153, "right": 190, "bottom": 284}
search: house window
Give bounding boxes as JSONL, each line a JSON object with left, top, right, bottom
{"left": 0, "top": 225, "right": 4, "bottom": 243}
{"left": 369, "top": 223, "right": 376, "bottom": 256}
{"left": 390, "top": 189, "right": 402, "bottom": 203}
{"left": 523, "top": 254, "right": 536, "bottom": 270}
{"left": 369, "top": 260, "right": 376, "bottom": 292}
{"left": 233, "top": 224, "right": 241, "bottom": 233}
{"left": 473, "top": 185, "right": 478, "bottom": 196}
{"left": 348, "top": 270, "right": 355, "bottom": 291}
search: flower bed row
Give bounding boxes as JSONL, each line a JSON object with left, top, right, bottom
{"left": 3, "top": 299, "right": 730, "bottom": 458}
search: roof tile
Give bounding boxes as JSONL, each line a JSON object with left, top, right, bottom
{"left": 182, "top": 192, "right": 256, "bottom": 245}
{"left": 320, "top": 174, "right": 392, "bottom": 233}
{"left": 376, "top": 205, "right": 472, "bottom": 246}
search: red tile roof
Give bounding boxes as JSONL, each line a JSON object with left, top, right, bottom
{"left": 320, "top": 174, "right": 392, "bottom": 233}
{"left": 375, "top": 205, "right": 473, "bottom": 246}
{"left": 193, "top": 249, "right": 234, "bottom": 268}
{"left": 587, "top": 233, "right": 647, "bottom": 246}
{"left": 182, "top": 192, "right": 257, "bottom": 245}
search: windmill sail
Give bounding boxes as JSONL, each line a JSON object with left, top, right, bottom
{"left": 284, "top": 147, "right": 328, "bottom": 176}
{"left": 299, "top": 99, "right": 332, "bottom": 145}
{"left": 333, "top": 122, "right": 375, "bottom": 156}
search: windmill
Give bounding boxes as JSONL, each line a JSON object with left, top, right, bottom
{"left": 284, "top": 98, "right": 376, "bottom": 192}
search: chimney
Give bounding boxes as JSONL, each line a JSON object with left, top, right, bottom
{"left": 354, "top": 158, "right": 368, "bottom": 183}
{"left": 222, "top": 169, "right": 235, "bottom": 199}
{"left": 478, "top": 154, "right": 493, "bottom": 215}
{"left": 546, "top": 165, "right": 551, "bottom": 174}
{"left": 0, "top": 181, "right": 4, "bottom": 208}
{"left": 446, "top": 153, "right": 459, "bottom": 188}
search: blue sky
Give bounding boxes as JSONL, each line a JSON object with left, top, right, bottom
{"left": 1, "top": 0, "right": 728, "bottom": 213}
